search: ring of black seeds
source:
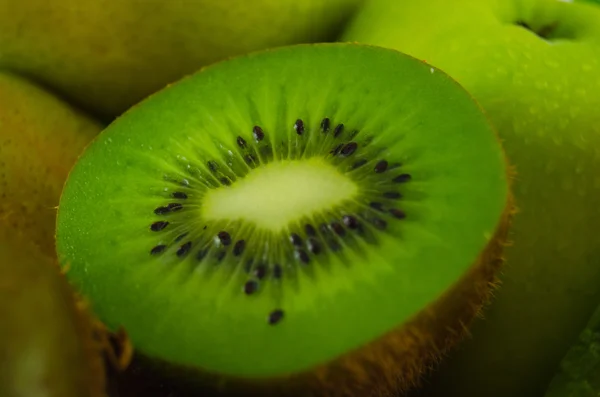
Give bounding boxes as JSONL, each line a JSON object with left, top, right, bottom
{"left": 145, "top": 118, "right": 413, "bottom": 326}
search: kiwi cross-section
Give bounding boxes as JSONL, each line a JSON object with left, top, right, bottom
{"left": 56, "top": 43, "right": 512, "bottom": 396}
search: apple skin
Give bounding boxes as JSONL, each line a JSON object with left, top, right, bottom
{"left": 543, "top": 301, "right": 600, "bottom": 396}
{"left": 343, "top": 1, "right": 600, "bottom": 396}
{"left": 0, "top": 0, "right": 362, "bottom": 119}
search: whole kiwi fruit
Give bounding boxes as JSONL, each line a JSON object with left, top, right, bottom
{"left": 56, "top": 43, "right": 513, "bottom": 396}
{"left": 0, "top": 228, "right": 106, "bottom": 397}
{"left": 0, "top": 0, "right": 364, "bottom": 119}
{"left": 0, "top": 71, "right": 102, "bottom": 259}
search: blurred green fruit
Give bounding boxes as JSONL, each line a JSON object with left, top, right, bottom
{"left": 0, "top": 0, "right": 363, "bottom": 119}
{"left": 0, "top": 228, "right": 106, "bottom": 397}
{"left": 544, "top": 300, "right": 600, "bottom": 396}
{"left": 0, "top": 72, "right": 102, "bottom": 259}
{"left": 343, "top": 0, "right": 600, "bottom": 396}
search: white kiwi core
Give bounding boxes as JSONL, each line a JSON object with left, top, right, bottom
{"left": 201, "top": 157, "right": 359, "bottom": 231}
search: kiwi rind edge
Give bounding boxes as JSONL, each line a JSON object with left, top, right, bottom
{"left": 113, "top": 180, "right": 516, "bottom": 397}
{"left": 55, "top": 42, "right": 516, "bottom": 396}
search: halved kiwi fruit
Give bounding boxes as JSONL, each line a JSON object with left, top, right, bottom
{"left": 56, "top": 43, "right": 512, "bottom": 396}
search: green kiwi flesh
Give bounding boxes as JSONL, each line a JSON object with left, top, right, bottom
{"left": 543, "top": 300, "right": 600, "bottom": 396}
{"left": 56, "top": 43, "right": 510, "bottom": 393}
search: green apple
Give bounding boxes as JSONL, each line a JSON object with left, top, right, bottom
{"left": 0, "top": 0, "right": 363, "bottom": 119}
{"left": 342, "top": 1, "right": 600, "bottom": 396}
{"left": 544, "top": 299, "right": 600, "bottom": 396}
{"left": 0, "top": 71, "right": 102, "bottom": 260}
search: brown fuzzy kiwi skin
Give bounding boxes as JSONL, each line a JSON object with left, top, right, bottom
{"left": 0, "top": 71, "right": 102, "bottom": 260}
{"left": 113, "top": 171, "right": 515, "bottom": 397}
{"left": 0, "top": 229, "right": 107, "bottom": 397}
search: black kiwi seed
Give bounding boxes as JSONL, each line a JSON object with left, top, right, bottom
{"left": 153, "top": 206, "right": 171, "bottom": 215}
{"left": 333, "top": 123, "right": 344, "bottom": 137}
{"left": 233, "top": 240, "right": 246, "bottom": 256}
{"left": 340, "top": 142, "right": 358, "bottom": 156}
{"left": 307, "top": 238, "right": 321, "bottom": 254}
{"left": 268, "top": 309, "right": 284, "bottom": 325}
{"left": 383, "top": 191, "right": 402, "bottom": 199}
{"left": 217, "top": 231, "right": 232, "bottom": 246}
{"left": 374, "top": 160, "right": 388, "bottom": 173}
{"left": 216, "top": 251, "right": 227, "bottom": 262}
{"left": 219, "top": 177, "right": 231, "bottom": 186}
{"left": 244, "top": 280, "right": 258, "bottom": 295}
{"left": 330, "top": 222, "right": 345, "bottom": 236}
{"left": 244, "top": 154, "right": 256, "bottom": 165}
{"left": 273, "top": 264, "right": 283, "bottom": 279}
{"left": 370, "top": 202, "right": 385, "bottom": 212}
{"left": 207, "top": 161, "right": 218, "bottom": 172}
{"left": 172, "top": 191, "right": 188, "bottom": 199}
{"left": 342, "top": 215, "right": 359, "bottom": 229}
{"left": 150, "top": 221, "right": 169, "bottom": 232}
{"left": 289, "top": 233, "right": 303, "bottom": 247}
{"left": 252, "top": 126, "right": 264, "bottom": 141}
{"left": 236, "top": 136, "right": 247, "bottom": 149}
{"left": 320, "top": 118, "right": 330, "bottom": 133}
{"left": 370, "top": 217, "right": 388, "bottom": 230}
{"left": 167, "top": 203, "right": 183, "bottom": 212}
{"left": 177, "top": 242, "right": 192, "bottom": 257}
{"left": 352, "top": 159, "right": 367, "bottom": 169}
{"left": 294, "top": 119, "right": 305, "bottom": 135}
{"left": 295, "top": 250, "right": 310, "bottom": 264}
{"left": 389, "top": 209, "right": 407, "bottom": 219}
{"left": 254, "top": 264, "right": 267, "bottom": 279}
{"left": 305, "top": 224, "right": 316, "bottom": 237}
{"left": 150, "top": 245, "right": 167, "bottom": 255}
{"left": 330, "top": 143, "right": 343, "bottom": 156}
{"left": 393, "top": 174, "right": 412, "bottom": 183}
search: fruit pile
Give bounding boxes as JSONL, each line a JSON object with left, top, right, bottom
{"left": 1, "top": 1, "right": 598, "bottom": 396}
